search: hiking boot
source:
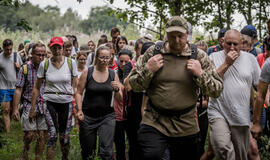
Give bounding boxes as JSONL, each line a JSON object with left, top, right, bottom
{"left": 46, "top": 146, "right": 55, "bottom": 160}
{"left": 61, "top": 144, "right": 70, "bottom": 160}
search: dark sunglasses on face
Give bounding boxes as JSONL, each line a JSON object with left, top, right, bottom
{"left": 226, "top": 42, "right": 239, "bottom": 46}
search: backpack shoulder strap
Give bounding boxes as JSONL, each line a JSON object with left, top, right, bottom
{"left": 22, "top": 64, "right": 28, "bottom": 77}
{"left": 13, "top": 52, "right": 17, "bottom": 63}
{"left": 86, "top": 66, "right": 94, "bottom": 83}
{"left": 67, "top": 57, "right": 73, "bottom": 77}
{"left": 153, "top": 41, "right": 165, "bottom": 56}
{"left": 44, "top": 58, "right": 49, "bottom": 79}
{"left": 108, "top": 68, "right": 115, "bottom": 81}
{"left": 189, "top": 44, "right": 198, "bottom": 60}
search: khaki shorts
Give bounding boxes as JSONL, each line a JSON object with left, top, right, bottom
{"left": 21, "top": 107, "right": 47, "bottom": 131}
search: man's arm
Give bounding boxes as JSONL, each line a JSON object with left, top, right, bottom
{"left": 195, "top": 50, "right": 223, "bottom": 98}
{"left": 12, "top": 66, "right": 25, "bottom": 120}
{"left": 251, "top": 80, "right": 268, "bottom": 139}
{"left": 29, "top": 78, "right": 42, "bottom": 122}
{"left": 216, "top": 51, "right": 239, "bottom": 78}
{"left": 12, "top": 87, "right": 23, "bottom": 120}
{"left": 129, "top": 46, "right": 158, "bottom": 92}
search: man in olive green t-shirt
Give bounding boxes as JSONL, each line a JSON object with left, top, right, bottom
{"left": 128, "top": 16, "right": 223, "bottom": 160}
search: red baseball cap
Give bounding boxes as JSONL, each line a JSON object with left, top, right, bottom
{"left": 49, "top": 37, "right": 64, "bottom": 47}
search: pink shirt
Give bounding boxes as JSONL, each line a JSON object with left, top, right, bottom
{"left": 114, "top": 98, "right": 126, "bottom": 121}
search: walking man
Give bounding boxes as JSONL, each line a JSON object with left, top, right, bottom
{"left": 13, "top": 42, "right": 48, "bottom": 160}
{"left": 208, "top": 29, "right": 260, "bottom": 160}
{"left": 128, "top": 16, "right": 223, "bottom": 160}
{"left": 0, "top": 39, "right": 22, "bottom": 132}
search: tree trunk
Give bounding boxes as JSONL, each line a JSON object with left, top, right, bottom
{"left": 173, "top": 1, "right": 182, "bottom": 16}
{"left": 247, "top": 0, "right": 252, "bottom": 25}
{"left": 217, "top": 0, "right": 223, "bottom": 29}
{"left": 225, "top": 1, "right": 233, "bottom": 29}
{"left": 258, "top": 0, "right": 262, "bottom": 39}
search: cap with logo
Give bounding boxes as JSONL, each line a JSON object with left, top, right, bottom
{"left": 166, "top": 16, "right": 188, "bottom": 33}
{"left": 49, "top": 37, "right": 64, "bottom": 47}
{"left": 241, "top": 27, "right": 254, "bottom": 38}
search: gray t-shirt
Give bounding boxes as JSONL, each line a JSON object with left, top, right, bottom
{"left": 86, "top": 52, "right": 95, "bottom": 67}
{"left": 0, "top": 52, "right": 22, "bottom": 89}
{"left": 37, "top": 57, "right": 78, "bottom": 103}
{"left": 208, "top": 50, "right": 260, "bottom": 126}
{"left": 259, "top": 58, "right": 270, "bottom": 83}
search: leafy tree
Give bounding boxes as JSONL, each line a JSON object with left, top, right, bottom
{"left": 0, "top": 1, "right": 82, "bottom": 33}
{"left": 79, "top": 6, "right": 127, "bottom": 35}
{"left": 0, "top": 0, "right": 32, "bottom": 31}
{"left": 106, "top": 0, "right": 211, "bottom": 39}
{"left": 60, "top": 8, "right": 81, "bottom": 31}
{"left": 98, "top": 0, "right": 269, "bottom": 40}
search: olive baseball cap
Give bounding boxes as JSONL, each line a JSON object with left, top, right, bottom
{"left": 166, "top": 16, "right": 188, "bottom": 33}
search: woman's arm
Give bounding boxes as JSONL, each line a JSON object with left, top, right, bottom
{"left": 75, "top": 68, "right": 88, "bottom": 121}
{"left": 112, "top": 74, "right": 123, "bottom": 101}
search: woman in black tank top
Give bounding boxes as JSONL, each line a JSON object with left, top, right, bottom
{"left": 75, "top": 45, "right": 122, "bottom": 160}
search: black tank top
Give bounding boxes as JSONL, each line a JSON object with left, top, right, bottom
{"left": 82, "top": 66, "right": 115, "bottom": 117}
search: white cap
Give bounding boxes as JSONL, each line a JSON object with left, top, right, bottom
{"left": 144, "top": 34, "right": 153, "bottom": 41}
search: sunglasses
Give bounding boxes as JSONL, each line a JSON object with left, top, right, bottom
{"left": 226, "top": 42, "right": 239, "bottom": 46}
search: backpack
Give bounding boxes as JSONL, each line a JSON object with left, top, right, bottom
{"left": 211, "top": 45, "right": 218, "bottom": 52}
{"left": 22, "top": 63, "right": 28, "bottom": 78}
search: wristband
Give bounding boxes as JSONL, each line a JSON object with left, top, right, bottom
{"left": 114, "top": 88, "right": 120, "bottom": 92}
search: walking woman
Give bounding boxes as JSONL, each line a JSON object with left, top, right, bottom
{"left": 29, "top": 37, "right": 78, "bottom": 160}
{"left": 77, "top": 52, "right": 87, "bottom": 77}
{"left": 115, "top": 36, "right": 128, "bottom": 54}
{"left": 75, "top": 45, "right": 122, "bottom": 160}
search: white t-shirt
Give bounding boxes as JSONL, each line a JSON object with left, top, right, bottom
{"left": 208, "top": 50, "right": 260, "bottom": 126}
{"left": 0, "top": 52, "right": 22, "bottom": 89}
{"left": 37, "top": 57, "right": 78, "bottom": 103}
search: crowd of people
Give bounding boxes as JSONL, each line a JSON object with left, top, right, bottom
{"left": 1, "top": 16, "right": 270, "bottom": 160}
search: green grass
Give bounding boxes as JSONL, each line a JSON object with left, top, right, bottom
{"left": 2, "top": 120, "right": 270, "bottom": 160}
{"left": 0, "top": 121, "right": 87, "bottom": 160}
